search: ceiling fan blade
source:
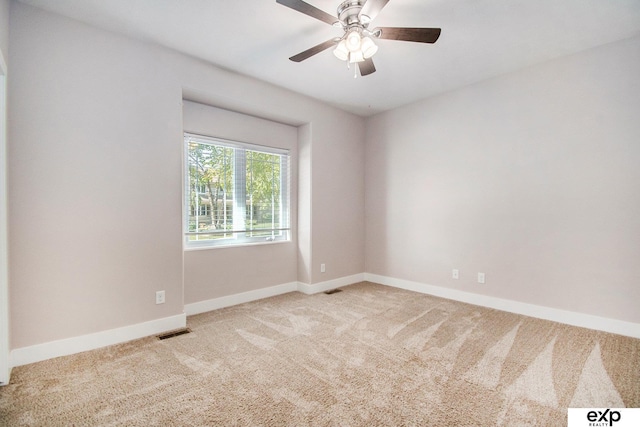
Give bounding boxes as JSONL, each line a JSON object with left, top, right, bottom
{"left": 358, "top": 57, "right": 376, "bottom": 76}
{"left": 359, "top": 0, "right": 390, "bottom": 22}
{"left": 375, "top": 27, "right": 441, "bottom": 43}
{"left": 289, "top": 38, "right": 339, "bottom": 62}
{"left": 276, "top": 0, "right": 338, "bottom": 25}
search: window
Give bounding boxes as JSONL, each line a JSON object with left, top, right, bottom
{"left": 184, "top": 133, "right": 290, "bottom": 248}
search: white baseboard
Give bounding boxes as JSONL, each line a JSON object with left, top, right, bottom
{"left": 184, "top": 282, "right": 298, "bottom": 316}
{"left": 8, "top": 275, "right": 361, "bottom": 370}
{"left": 10, "top": 313, "right": 186, "bottom": 368}
{"left": 184, "top": 275, "right": 366, "bottom": 316}
{"left": 364, "top": 273, "right": 640, "bottom": 339}
{"left": 12, "top": 272, "right": 637, "bottom": 372}
{"left": 297, "top": 273, "right": 365, "bottom": 295}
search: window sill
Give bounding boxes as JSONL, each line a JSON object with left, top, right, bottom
{"left": 183, "top": 239, "right": 292, "bottom": 252}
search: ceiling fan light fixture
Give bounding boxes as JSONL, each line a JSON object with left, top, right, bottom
{"left": 333, "top": 40, "right": 349, "bottom": 61}
{"left": 361, "top": 37, "right": 378, "bottom": 58}
{"left": 278, "top": 0, "right": 442, "bottom": 77}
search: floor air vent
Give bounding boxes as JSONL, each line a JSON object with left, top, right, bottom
{"left": 324, "top": 289, "right": 343, "bottom": 295}
{"left": 157, "top": 328, "right": 191, "bottom": 340}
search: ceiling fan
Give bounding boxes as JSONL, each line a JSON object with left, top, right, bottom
{"left": 276, "top": 0, "right": 441, "bottom": 77}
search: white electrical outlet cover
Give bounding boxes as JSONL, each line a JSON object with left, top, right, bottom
{"left": 156, "top": 290, "right": 165, "bottom": 304}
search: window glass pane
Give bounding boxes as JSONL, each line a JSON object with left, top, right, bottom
{"left": 245, "top": 150, "right": 281, "bottom": 239}
{"left": 186, "top": 141, "right": 234, "bottom": 242}
{"left": 184, "top": 133, "right": 290, "bottom": 248}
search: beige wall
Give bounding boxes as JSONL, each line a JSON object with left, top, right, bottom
{"left": 0, "top": 0, "right": 9, "bottom": 382}
{"left": 0, "top": 0, "right": 8, "bottom": 59}
{"left": 297, "top": 123, "right": 312, "bottom": 284}
{"left": 365, "top": 35, "right": 640, "bottom": 324}
{"left": 8, "top": 3, "right": 365, "bottom": 349}
{"left": 311, "top": 117, "right": 365, "bottom": 283}
{"left": 8, "top": 4, "right": 184, "bottom": 348}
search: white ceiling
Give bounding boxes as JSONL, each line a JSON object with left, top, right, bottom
{"left": 18, "top": 0, "right": 640, "bottom": 116}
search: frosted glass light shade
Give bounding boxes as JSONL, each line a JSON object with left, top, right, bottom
{"left": 333, "top": 40, "right": 349, "bottom": 61}
{"left": 349, "top": 50, "right": 364, "bottom": 63}
{"left": 346, "top": 31, "right": 361, "bottom": 52}
{"left": 361, "top": 37, "right": 378, "bottom": 58}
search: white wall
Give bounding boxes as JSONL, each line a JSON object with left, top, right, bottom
{"left": 365, "top": 35, "right": 640, "bottom": 324}
{"left": 8, "top": 3, "right": 365, "bottom": 351}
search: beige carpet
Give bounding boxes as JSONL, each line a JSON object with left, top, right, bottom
{"left": 1, "top": 282, "right": 638, "bottom": 426}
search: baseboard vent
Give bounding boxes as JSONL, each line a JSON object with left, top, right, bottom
{"left": 157, "top": 328, "right": 191, "bottom": 340}
{"left": 324, "top": 289, "right": 343, "bottom": 295}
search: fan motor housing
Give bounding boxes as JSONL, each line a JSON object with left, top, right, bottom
{"left": 337, "top": 0, "right": 366, "bottom": 26}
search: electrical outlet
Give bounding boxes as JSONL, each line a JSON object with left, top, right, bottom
{"left": 452, "top": 269, "right": 459, "bottom": 279}
{"left": 477, "top": 273, "right": 485, "bottom": 284}
{"left": 156, "top": 290, "right": 166, "bottom": 304}
{"left": 320, "top": 263, "right": 326, "bottom": 273}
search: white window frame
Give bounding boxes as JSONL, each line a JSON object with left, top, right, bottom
{"left": 184, "top": 132, "right": 290, "bottom": 249}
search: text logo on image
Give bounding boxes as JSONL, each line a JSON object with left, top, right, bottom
{"left": 568, "top": 408, "right": 640, "bottom": 427}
